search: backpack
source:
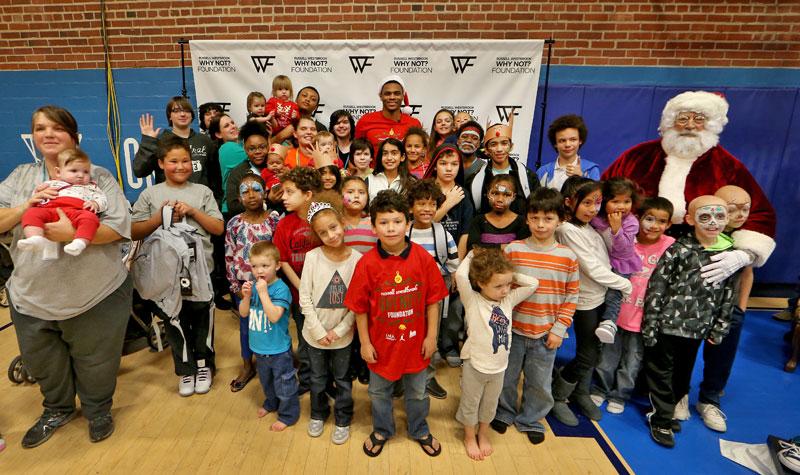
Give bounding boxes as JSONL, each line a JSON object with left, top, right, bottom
{"left": 409, "top": 221, "right": 450, "bottom": 273}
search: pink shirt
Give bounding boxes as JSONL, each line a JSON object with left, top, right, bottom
{"left": 616, "top": 235, "right": 675, "bottom": 332}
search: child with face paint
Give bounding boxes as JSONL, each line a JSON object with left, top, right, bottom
{"left": 590, "top": 178, "right": 643, "bottom": 344}
{"left": 224, "top": 174, "right": 281, "bottom": 392}
{"left": 591, "top": 197, "right": 675, "bottom": 415}
{"left": 694, "top": 185, "right": 752, "bottom": 433}
{"left": 464, "top": 175, "right": 530, "bottom": 253}
{"left": 551, "top": 176, "right": 632, "bottom": 426}
{"left": 641, "top": 195, "right": 740, "bottom": 448}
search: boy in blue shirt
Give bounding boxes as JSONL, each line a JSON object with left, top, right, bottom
{"left": 239, "top": 241, "right": 298, "bottom": 431}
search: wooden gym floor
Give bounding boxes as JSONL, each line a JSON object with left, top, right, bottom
{"left": 0, "top": 303, "right": 633, "bottom": 474}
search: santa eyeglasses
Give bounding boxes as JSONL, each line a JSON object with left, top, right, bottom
{"left": 675, "top": 113, "right": 707, "bottom": 126}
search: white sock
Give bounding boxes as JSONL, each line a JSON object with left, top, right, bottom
{"left": 63, "top": 239, "right": 88, "bottom": 256}
{"left": 17, "top": 235, "right": 47, "bottom": 251}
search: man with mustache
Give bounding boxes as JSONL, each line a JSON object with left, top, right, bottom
{"left": 456, "top": 121, "right": 486, "bottom": 182}
{"left": 604, "top": 91, "right": 776, "bottom": 285}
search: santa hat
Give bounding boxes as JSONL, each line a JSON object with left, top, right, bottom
{"left": 484, "top": 114, "right": 514, "bottom": 146}
{"left": 659, "top": 91, "right": 729, "bottom": 135}
{"left": 380, "top": 75, "right": 412, "bottom": 115}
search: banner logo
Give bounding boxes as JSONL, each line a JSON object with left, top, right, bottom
{"left": 392, "top": 56, "right": 432, "bottom": 74}
{"left": 343, "top": 105, "right": 377, "bottom": 121}
{"left": 349, "top": 56, "right": 374, "bottom": 74}
{"left": 292, "top": 56, "right": 332, "bottom": 73}
{"left": 493, "top": 56, "right": 534, "bottom": 74}
{"left": 407, "top": 104, "right": 422, "bottom": 117}
{"left": 216, "top": 102, "right": 231, "bottom": 113}
{"left": 450, "top": 56, "right": 477, "bottom": 74}
{"left": 496, "top": 105, "right": 522, "bottom": 122}
{"left": 197, "top": 56, "right": 236, "bottom": 73}
{"left": 251, "top": 55, "right": 276, "bottom": 73}
{"left": 312, "top": 103, "right": 325, "bottom": 118}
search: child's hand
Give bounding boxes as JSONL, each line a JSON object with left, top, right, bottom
{"left": 565, "top": 161, "right": 582, "bottom": 177}
{"left": 545, "top": 332, "right": 563, "bottom": 350}
{"left": 361, "top": 342, "right": 378, "bottom": 363}
{"left": 255, "top": 278, "right": 268, "bottom": 294}
{"left": 326, "top": 329, "right": 339, "bottom": 343}
{"left": 421, "top": 335, "right": 437, "bottom": 360}
{"left": 608, "top": 211, "right": 623, "bottom": 234}
{"left": 83, "top": 200, "right": 100, "bottom": 213}
{"left": 27, "top": 184, "right": 58, "bottom": 208}
{"left": 267, "top": 184, "right": 283, "bottom": 204}
{"left": 172, "top": 201, "right": 195, "bottom": 220}
{"left": 139, "top": 113, "right": 161, "bottom": 138}
{"left": 241, "top": 281, "right": 253, "bottom": 298}
{"left": 442, "top": 185, "right": 465, "bottom": 210}
{"left": 317, "top": 335, "right": 331, "bottom": 346}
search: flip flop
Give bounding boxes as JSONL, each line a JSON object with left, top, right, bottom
{"left": 416, "top": 434, "right": 441, "bottom": 457}
{"left": 229, "top": 371, "right": 256, "bottom": 392}
{"left": 363, "top": 432, "right": 387, "bottom": 457}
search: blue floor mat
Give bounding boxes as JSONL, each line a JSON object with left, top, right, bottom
{"left": 554, "top": 310, "right": 799, "bottom": 473}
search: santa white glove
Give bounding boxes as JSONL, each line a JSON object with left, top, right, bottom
{"left": 700, "top": 250, "right": 753, "bottom": 285}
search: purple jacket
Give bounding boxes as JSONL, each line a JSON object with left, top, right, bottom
{"left": 590, "top": 214, "right": 643, "bottom": 275}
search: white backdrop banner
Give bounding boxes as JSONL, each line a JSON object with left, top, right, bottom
{"left": 190, "top": 40, "right": 544, "bottom": 162}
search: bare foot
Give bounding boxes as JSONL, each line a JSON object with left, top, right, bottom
{"left": 271, "top": 421, "right": 288, "bottom": 431}
{"left": 477, "top": 431, "right": 493, "bottom": 457}
{"left": 257, "top": 408, "right": 268, "bottom": 418}
{"left": 464, "top": 434, "right": 483, "bottom": 461}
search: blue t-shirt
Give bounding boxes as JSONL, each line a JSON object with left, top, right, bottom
{"left": 248, "top": 279, "right": 292, "bottom": 355}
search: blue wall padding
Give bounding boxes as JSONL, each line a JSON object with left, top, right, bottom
{"left": 1, "top": 67, "right": 797, "bottom": 283}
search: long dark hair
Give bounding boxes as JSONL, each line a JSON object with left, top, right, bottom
{"left": 599, "top": 177, "right": 640, "bottom": 218}
{"left": 561, "top": 176, "right": 601, "bottom": 226}
{"left": 373, "top": 137, "right": 416, "bottom": 194}
{"left": 429, "top": 108, "right": 455, "bottom": 151}
{"left": 328, "top": 109, "right": 355, "bottom": 140}
{"left": 207, "top": 113, "right": 232, "bottom": 147}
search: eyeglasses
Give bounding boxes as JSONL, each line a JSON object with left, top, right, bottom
{"left": 239, "top": 182, "right": 264, "bottom": 194}
{"left": 171, "top": 107, "right": 190, "bottom": 114}
{"left": 246, "top": 144, "right": 269, "bottom": 153}
{"left": 675, "top": 113, "right": 707, "bottom": 126}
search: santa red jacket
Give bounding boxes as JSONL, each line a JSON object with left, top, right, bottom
{"left": 603, "top": 139, "right": 776, "bottom": 266}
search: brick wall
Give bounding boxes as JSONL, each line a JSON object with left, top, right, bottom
{"left": 1, "top": 1, "right": 798, "bottom": 70}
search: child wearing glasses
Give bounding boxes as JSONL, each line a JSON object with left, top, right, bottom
{"left": 225, "top": 173, "right": 281, "bottom": 393}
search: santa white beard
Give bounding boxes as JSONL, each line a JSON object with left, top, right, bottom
{"left": 658, "top": 128, "right": 720, "bottom": 223}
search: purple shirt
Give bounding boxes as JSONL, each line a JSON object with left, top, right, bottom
{"left": 590, "top": 213, "right": 643, "bottom": 275}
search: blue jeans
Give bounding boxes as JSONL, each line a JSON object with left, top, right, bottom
{"left": 368, "top": 369, "right": 430, "bottom": 439}
{"left": 602, "top": 272, "right": 631, "bottom": 323}
{"left": 699, "top": 305, "right": 746, "bottom": 407}
{"left": 255, "top": 349, "right": 300, "bottom": 426}
{"left": 592, "top": 328, "right": 644, "bottom": 403}
{"left": 308, "top": 345, "right": 354, "bottom": 427}
{"left": 495, "top": 334, "right": 557, "bottom": 433}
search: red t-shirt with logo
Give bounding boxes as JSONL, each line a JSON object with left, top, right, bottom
{"left": 344, "top": 241, "right": 449, "bottom": 381}
{"left": 272, "top": 212, "right": 321, "bottom": 301}
{"left": 355, "top": 111, "right": 422, "bottom": 165}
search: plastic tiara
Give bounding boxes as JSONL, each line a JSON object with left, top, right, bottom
{"left": 307, "top": 201, "right": 334, "bottom": 222}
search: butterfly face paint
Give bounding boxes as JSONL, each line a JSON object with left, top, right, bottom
{"left": 694, "top": 204, "right": 728, "bottom": 233}
{"left": 726, "top": 202, "right": 751, "bottom": 229}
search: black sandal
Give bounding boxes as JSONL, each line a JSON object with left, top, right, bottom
{"left": 229, "top": 371, "right": 256, "bottom": 392}
{"left": 363, "top": 432, "right": 387, "bottom": 457}
{"left": 416, "top": 434, "right": 442, "bottom": 457}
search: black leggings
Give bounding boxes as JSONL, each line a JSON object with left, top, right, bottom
{"left": 560, "top": 304, "right": 604, "bottom": 396}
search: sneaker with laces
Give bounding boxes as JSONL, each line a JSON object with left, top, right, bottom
{"left": 21, "top": 410, "right": 76, "bottom": 448}
{"left": 696, "top": 402, "right": 727, "bottom": 432}
{"left": 673, "top": 394, "right": 690, "bottom": 421}
{"left": 590, "top": 394, "right": 606, "bottom": 407}
{"left": 332, "top": 425, "right": 350, "bottom": 445}
{"left": 779, "top": 446, "right": 800, "bottom": 472}
{"left": 594, "top": 320, "right": 617, "bottom": 344}
{"left": 308, "top": 419, "right": 324, "bottom": 438}
{"left": 195, "top": 366, "right": 213, "bottom": 394}
{"left": 607, "top": 400, "right": 625, "bottom": 414}
{"left": 179, "top": 375, "right": 195, "bottom": 397}
{"left": 646, "top": 411, "right": 675, "bottom": 448}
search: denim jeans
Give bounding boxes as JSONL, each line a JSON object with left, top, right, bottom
{"left": 368, "top": 369, "right": 430, "bottom": 439}
{"left": 601, "top": 272, "right": 631, "bottom": 323}
{"left": 561, "top": 305, "right": 604, "bottom": 396}
{"left": 699, "top": 305, "right": 745, "bottom": 407}
{"left": 495, "top": 334, "right": 557, "bottom": 433}
{"left": 308, "top": 345, "right": 354, "bottom": 427}
{"left": 593, "top": 328, "right": 644, "bottom": 403}
{"left": 255, "top": 349, "right": 300, "bottom": 426}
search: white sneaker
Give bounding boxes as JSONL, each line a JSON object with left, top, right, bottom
{"left": 594, "top": 320, "right": 617, "bottom": 344}
{"left": 179, "top": 375, "right": 195, "bottom": 397}
{"left": 308, "top": 419, "right": 324, "bottom": 438}
{"left": 696, "top": 402, "right": 727, "bottom": 432}
{"left": 332, "top": 425, "right": 350, "bottom": 445}
{"left": 779, "top": 446, "right": 800, "bottom": 472}
{"left": 590, "top": 394, "right": 605, "bottom": 407}
{"left": 607, "top": 400, "right": 625, "bottom": 414}
{"left": 195, "top": 367, "right": 212, "bottom": 394}
{"left": 673, "top": 394, "right": 690, "bottom": 421}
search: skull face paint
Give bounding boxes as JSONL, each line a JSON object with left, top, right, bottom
{"left": 694, "top": 204, "right": 728, "bottom": 233}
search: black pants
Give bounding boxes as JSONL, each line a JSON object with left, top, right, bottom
{"left": 291, "top": 303, "right": 312, "bottom": 390}
{"left": 560, "top": 304, "right": 604, "bottom": 396}
{"left": 162, "top": 300, "right": 215, "bottom": 376}
{"left": 645, "top": 334, "right": 702, "bottom": 428}
{"left": 11, "top": 276, "right": 132, "bottom": 419}
{"left": 699, "top": 305, "right": 745, "bottom": 407}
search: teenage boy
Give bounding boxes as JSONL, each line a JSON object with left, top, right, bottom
{"left": 642, "top": 195, "right": 739, "bottom": 448}
{"left": 536, "top": 114, "right": 601, "bottom": 190}
{"left": 406, "top": 179, "right": 460, "bottom": 399}
{"left": 344, "top": 190, "right": 449, "bottom": 458}
{"left": 272, "top": 167, "right": 323, "bottom": 395}
{"left": 131, "top": 137, "right": 224, "bottom": 396}
{"left": 493, "top": 187, "right": 579, "bottom": 444}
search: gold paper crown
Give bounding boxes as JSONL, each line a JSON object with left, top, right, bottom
{"left": 484, "top": 115, "right": 514, "bottom": 145}
{"left": 268, "top": 143, "right": 288, "bottom": 159}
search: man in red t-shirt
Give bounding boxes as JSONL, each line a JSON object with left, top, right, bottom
{"left": 355, "top": 75, "right": 423, "bottom": 164}
{"left": 344, "top": 190, "right": 448, "bottom": 458}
